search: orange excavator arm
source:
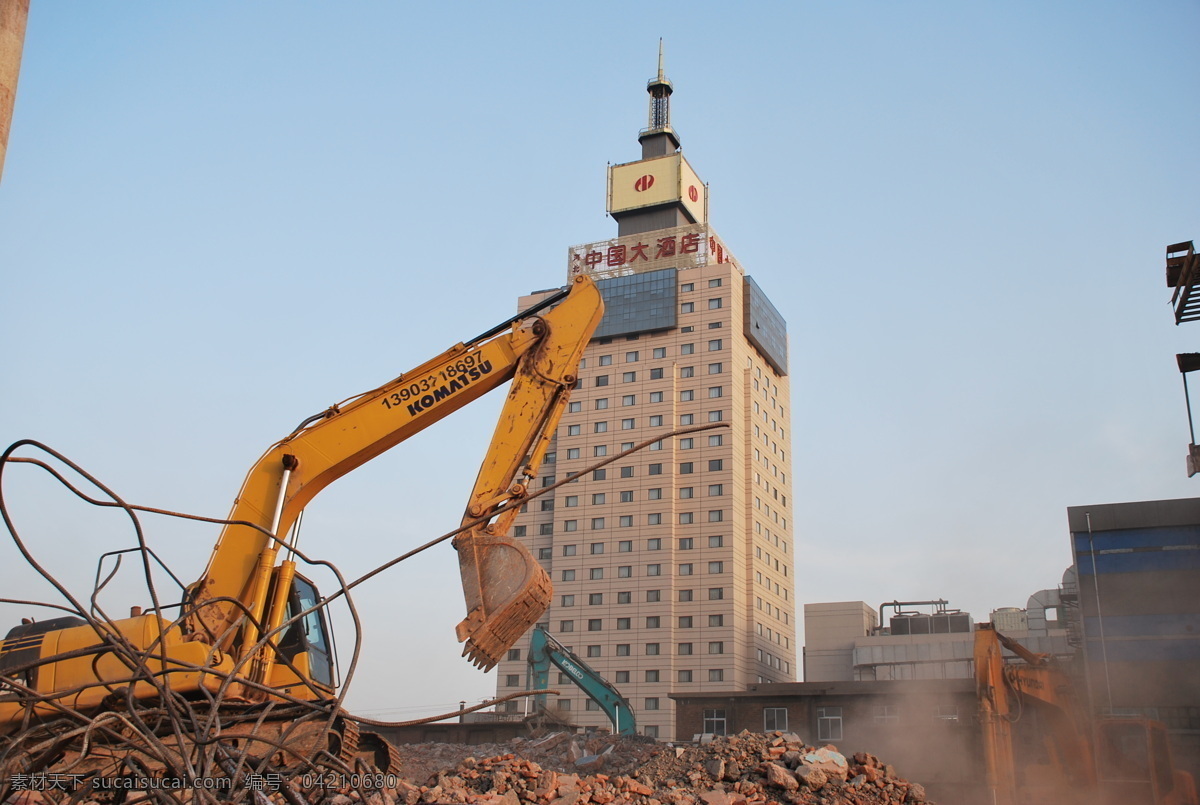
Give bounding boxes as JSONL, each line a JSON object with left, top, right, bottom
{"left": 188, "top": 275, "right": 603, "bottom": 670}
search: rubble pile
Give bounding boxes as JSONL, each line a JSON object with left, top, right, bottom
{"left": 378, "top": 731, "right": 930, "bottom": 805}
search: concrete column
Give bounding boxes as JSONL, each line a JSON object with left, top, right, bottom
{"left": 0, "top": 0, "right": 30, "bottom": 184}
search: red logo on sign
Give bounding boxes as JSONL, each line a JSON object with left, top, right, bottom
{"left": 634, "top": 174, "right": 655, "bottom": 192}
{"left": 688, "top": 185, "right": 699, "bottom": 202}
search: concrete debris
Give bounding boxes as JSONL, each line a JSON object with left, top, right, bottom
{"left": 367, "top": 730, "right": 933, "bottom": 805}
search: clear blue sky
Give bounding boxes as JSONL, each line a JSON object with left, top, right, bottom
{"left": 2, "top": 2, "right": 1198, "bottom": 718}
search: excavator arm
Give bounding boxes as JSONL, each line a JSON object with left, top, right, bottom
{"left": 527, "top": 625, "right": 634, "bottom": 735}
{"left": 188, "top": 275, "right": 603, "bottom": 670}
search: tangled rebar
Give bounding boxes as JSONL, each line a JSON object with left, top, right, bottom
{"left": 0, "top": 425, "right": 727, "bottom": 803}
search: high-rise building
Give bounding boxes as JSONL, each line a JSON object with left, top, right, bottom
{"left": 495, "top": 50, "right": 795, "bottom": 741}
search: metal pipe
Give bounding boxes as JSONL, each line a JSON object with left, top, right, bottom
{"left": 0, "top": 0, "right": 29, "bottom": 184}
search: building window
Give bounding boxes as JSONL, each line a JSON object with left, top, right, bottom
{"left": 709, "top": 614, "right": 724, "bottom": 627}
{"left": 764, "top": 708, "right": 788, "bottom": 732}
{"left": 647, "top": 513, "right": 662, "bottom": 525}
{"left": 709, "top": 561, "right": 724, "bottom": 574}
{"left": 681, "top": 302, "right": 695, "bottom": 313}
{"left": 594, "top": 445, "right": 608, "bottom": 457}
{"left": 709, "top": 485, "right": 724, "bottom": 497}
{"left": 709, "top": 410, "right": 723, "bottom": 422}
{"left": 595, "top": 398, "right": 609, "bottom": 409}
{"left": 708, "top": 298, "right": 723, "bottom": 309}
{"left": 647, "top": 564, "right": 662, "bottom": 577}
{"left": 645, "top": 670, "right": 660, "bottom": 682}
{"left": 599, "top": 355, "right": 613, "bottom": 366}
{"left": 708, "top": 363, "right": 722, "bottom": 375}
{"left": 680, "top": 366, "right": 695, "bottom": 379}
{"left": 681, "top": 343, "right": 695, "bottom": 355}
{"left": 650, "top": 391, "right": 663, "bottom": 402}
{"left": 649, "top": 415, "right": 663, "bottom": 427}
{"left": 586, "top": 700, "right": 600, "bottom": 711}
{"left": 626, "top": 351, "right": 639, "bottom": 362}
{"left": 619, "top": 515, "right": 633, "bottom": 527}
{"left": 679, "top": 563, "right": 694, "bottom": 576}
{"left": 817, "top": 707, "right": 843, "bottom": 741}
{"left": 567, "top": 448, "right": 580, "bottom": 460}
{"left": 508, "top": 648, "right": 522, "bottom": 661}
{"left": 561, "top": 570, "right": 575, "bottom": 581}
{"left": 595, "top": 375, "right": 609, "bottom": 387}
{"left": 593, "top": 469, "right": 606, "bottom": 481}
{"left": 591, "top": 517, "right": 605, "bottom": 529}
{"left": 679, "top": 616, "right": 693, "bottom": 628}
{"left": 644, "top": 725, "right": 659, "bottom": 738}
{"left": 617, "top": 591, "right": 631, "bottom": 604}
{"left": 618, "top": 539, "right": 633, "bottom": 552}
{"left": 709, "top": 641, "right": 724, "bottom": 654}
{"left": 588, "top": 619, "right": 602, "bottom": 631}
{"left": 617, "top": 618, "right": 631, "bottom": 630}
{"left": 709, "top": 339, "right": 723, "bottom": 351}
{"left": 618, "top": 565, "right": 632, "bottom": 577}
{"left": 568, "top": 401, "right": 581, "bottom": 413}
{"left": 679, "top": 512, "right": 694, "bottom": 524}
{"left": 564, "top": 496, "right": 578, "bottom": 508}
{"left": 647, "top": 538, "right": 662, "bottom": 550}
{"left": 615, "top": 669, "right": 630, "bottom": 680}
{"left": 646, "top": 617, "right": 661, "bottom": 630}
{"left": 681, "top": 282, "right": 694, "bottom": 292}
{"left": 621, "top": 418, "right": 635, "bottom": 430}
{"left": 623, "top": 372, "right": 636, "bottom": 383}
{"left": 645, "top": 643, "right": 660, "bottom": 655}
{"left": 680, "top": 438, "right": 694, "bottom": 449}
{"left": 679, "top": 589, "right": 694, "bottom": 602}
{"left": 680, "top": 462, "right": 694, "bottom": 474}
{"left": 708, "top": 669, "right": 725, "bottom": 682}
{"left": 934, "top": 705, "right": 959, "bottom": 722}
{"left": 650, "top": 367, "right": 664, "bottom": 379}
{"left": 680, "top": 390, "right": 694, "bottom": 402}
{"left": 505, "top": 675, "right": 520, "bottom": 686}
{"left": 559, "top": 620, "right": 574, "bottom": 632}
{"left": 516, "top": 526, "right": 529, "bottom": 538}
{"left": 709, "top": 387, "right": 723, "bottom": 398}
{"left": 589, "top": 568, "right": 603, "bottom": 580}
{"left": 646, "top": 589, "right": 661, "bottom": 602}
{"left": 703, "top": 709, "right": 727, "bottom": 736}
{"left": 679, "top": 537, "right": 694, "bottom": 550}
{"left": 587, "top": 645, "right": 601, "bottom": 657}
{"left": 558, "top": 699, "right": 571, "bottom": 711}
{"left": 567, "top": 424, "right": 581, "bottom": 436}
{"left": 564, "top": 520, "right": 578, "bottom": 532}
{"left": 874, "top": 705, "right": 899, "bottom": 724}
{"left": 709, "top": 459, "right": 724, "bottom": 471}
{"left": 560, "top": 595, "right": 575, "bottom": 607}
{"left": 537, "top": 546, "right": 550, "bottom": 559}
{"left": 709, "top": 434, "right": 723, "bottom": 446}
{"left": 616, "top": 646, "right": 630, "bottom": 658}
{"left": 589, "top": 593, "right": 603, "bottom": 605}
{"left": 653, "top": 347, "right": 667, "bottom": 358}
{"left": 645, "top": 697, "right": 660, "bottom": 710}
{"left": 648, "top": 487, "right": 663, "bottom": 499}
{"left": 709, "top": 588, "right": 724, "bottom": 600}
{"left": 709, "top": 510, "right": 724, "bottom": 523}
{"left": 678, "top": 670, "right": 693, "bottom": 683}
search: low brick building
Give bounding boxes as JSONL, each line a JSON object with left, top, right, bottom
{"left": 671, "top": 679, "right": 986, "bottom": 804}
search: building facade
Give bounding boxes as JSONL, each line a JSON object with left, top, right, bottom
{"left": 493, "top": 57, "right": 796, "bottom": 741}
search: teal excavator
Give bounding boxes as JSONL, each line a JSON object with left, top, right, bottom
{"left": 526, "top": 625, "right": 635, "bottom": 735}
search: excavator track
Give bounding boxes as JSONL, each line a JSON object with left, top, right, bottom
{"left": 0, "top": 704, "right": 406, "bottom": 802}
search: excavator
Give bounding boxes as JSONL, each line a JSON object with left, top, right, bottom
{"left": 526, "top": 625, "right": 635, "bottom": 736}
{"left": 0, "top": 275, "right": 603, "bottom": 774}
{"left": 975, "top": 623, "right": 1197, "bottom": 805}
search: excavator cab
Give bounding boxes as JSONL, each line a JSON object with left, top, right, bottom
{"left": 1096, "top": 718, "right": 1197, "bottom": 805}
{"left": 276, "top": 574, "right": 335, "bottom": 690}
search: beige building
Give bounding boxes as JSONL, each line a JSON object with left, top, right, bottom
{"left": 493, "top": 57, "right": 795, "bottom": 741}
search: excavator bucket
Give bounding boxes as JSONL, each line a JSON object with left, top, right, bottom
{"left": 453, "top": 527, "right": 552, "bottom": 670}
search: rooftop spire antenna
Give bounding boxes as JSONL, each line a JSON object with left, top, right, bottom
{"left": 641, "top": 39, "right": 677, "bottom": 152}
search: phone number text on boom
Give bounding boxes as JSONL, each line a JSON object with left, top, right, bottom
{"left": 381, "top": 355, "right": 482, "bottom": 409}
